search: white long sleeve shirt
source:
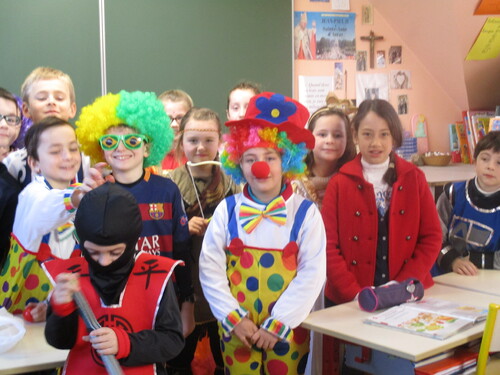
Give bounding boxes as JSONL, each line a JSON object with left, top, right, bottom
{"left": 13, "top": 175, "right": 77, "bottom": 258}
{"left": 199, "top": 189, "right": 326, "bottom": 332}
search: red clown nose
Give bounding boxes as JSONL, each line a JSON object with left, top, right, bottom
{"left": 251, "top": 161, "right": 270, "bottom": 179}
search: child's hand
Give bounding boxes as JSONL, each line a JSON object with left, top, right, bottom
{"left": 52, "top": 273, "right": 80, "bottom": 305}
{"left": 452, "top": 258, "right": 478, "bottom": 276}
{"left": 73, "top": 163, "right": 115, "bottom": 208}
{"left": 232, "top": 317, "right": 258, "bottom": 348}
{"left": 188, "top": 216, "right": 208, "bottom": 236}
{"left": 83, "top": 327, "right": 118, "bottom": 356}
{"left": 24, "top": 302, "right": 48, "bottom": 322}
{"left": 250, "top": 328, "right": 279, "bottom": 351}
{"left": 82, "top": 163, "right": 115, "bottom": 191}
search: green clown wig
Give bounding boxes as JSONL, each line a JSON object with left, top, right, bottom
{"left": 76, "top": 90, "right": 173, "bottom": 167}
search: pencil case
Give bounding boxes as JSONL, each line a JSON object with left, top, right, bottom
{"left": 358, "top": 278, "right": 424, "bottom": 312}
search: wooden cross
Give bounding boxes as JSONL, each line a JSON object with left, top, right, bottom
{"left": 360, "top": 30, "right": 384, "bottom": 69}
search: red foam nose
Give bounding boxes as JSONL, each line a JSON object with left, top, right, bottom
{"left": 251, "top": 161, "right": 270, "bottom": 179}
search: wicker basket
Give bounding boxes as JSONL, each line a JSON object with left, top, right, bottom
{"left": 422, "top": 154, "right": 451, "bottom": 166}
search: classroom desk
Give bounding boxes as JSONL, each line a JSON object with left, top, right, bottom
{"left": 419, "top": 164, "right": 475, "bottom": 186}
{"left": 434, "top": 270, "right": 500, "bottom": 297}
{"left": 301, "top": 284, "right": 498, "bottom": 362}
{"left": 0, "top": 321, "right": 68, "bottom": 375}
{"left": 419, "top": 164, "right": 475, "bottom": 198}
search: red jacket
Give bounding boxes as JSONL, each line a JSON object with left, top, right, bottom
{"left": 321, "top": 154, "right": 441, "bottom": 304}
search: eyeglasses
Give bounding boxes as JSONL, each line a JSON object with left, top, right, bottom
{"left": 0, "top": 114, "right": 21, "bottom": 126}
{"left": 169, "top": 115, "right": 184, "bottom": 124}
{"left": 99, "top": 133, "right": 149, "bottom": 151}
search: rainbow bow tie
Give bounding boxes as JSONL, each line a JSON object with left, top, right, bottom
{"left": 239, "top": 196, "right": 287, "bottom": 233}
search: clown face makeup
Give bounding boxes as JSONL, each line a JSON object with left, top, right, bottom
{"left": 241, "top": 147, "right": 283, "bottom": 203}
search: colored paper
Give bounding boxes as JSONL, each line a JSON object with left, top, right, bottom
{"left": 474, "top": 0, "right": 500, "bottom": 15}
{"left": 466, "top": 17, "right": 500, "bottom": 60}
{"left": 298, "top": 75, "right": 334, "bottom": 114}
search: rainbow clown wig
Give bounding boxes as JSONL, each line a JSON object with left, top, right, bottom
{"left": 76, "top": 90, "right": 173, "bottom": 167}
{"left": 220, "top": 92, "right": 315, "bottom": 184}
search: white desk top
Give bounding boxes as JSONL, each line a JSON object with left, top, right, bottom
{"left": 0, "top": 321, "right": 68, "bottom": 375}
{"left": 419, "top": 164, "right": 475, "bottom": 186}
{"left": 301, "top": 284, "right": 500, "bottom": 362}
{"left": 434, "top": 270, "right": 500, "bottom": 297}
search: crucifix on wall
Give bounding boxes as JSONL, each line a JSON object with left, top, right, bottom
{"left": 360, "top": 30, "right": 384, "bottom": 69}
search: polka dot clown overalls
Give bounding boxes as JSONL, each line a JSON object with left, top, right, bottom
{"left": 0, "top": 227, "right": 77, "bottom": 314}
{"left": 220, "top": 195, "right": 311, "bottom": 375}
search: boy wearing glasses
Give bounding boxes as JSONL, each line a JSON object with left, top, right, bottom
{"left": 0, "top": 88, "right": 23, "bottom": 161}
{"left": 0, "top": 88, "right": 23, "bottom": 266}
{"left": 76, "top": 90, "right": 196, "bottom": 339}
{"left": 158, "top": 89, "right": 193, "bottom": 171}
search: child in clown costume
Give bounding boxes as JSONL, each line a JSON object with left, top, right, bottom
{"left": 75, "top": 91, "right": 195, "bottom": 338}
{"left": 0, "top": 117, "right": 91, "bottom": 321}
{"left": 199, "top": 92, "right": 326, "bottom": 375}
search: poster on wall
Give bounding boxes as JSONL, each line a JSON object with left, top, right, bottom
{"left": 389, "top": 46, "right": 402, "bottom": 64}
{"left": 355, "top": 73, "right": 389, "bottom": 106}
{"left": 398, "top": 95, "right": 408, "bottom": 115}
{"left": 390, "top": 70, "right": 411, "bottom": 89}
{"left": 334, "top": 62, "right": 344, "bottom": 90}
{"left": 332, "top": 0, "right": 350, "bottom": 10}
{"left": 376, "top": 51, "right": 386, "bottom": 68}
{"left": 298, "top": 75, "right": 334, "bottom": 114}
{"left": 356, "top": 51, "right": 367, "bottom": 71}
{"left": 294, "top": 12, "right": 356, "bottom": 60}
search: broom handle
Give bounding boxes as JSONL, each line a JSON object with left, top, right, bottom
{"left": 73, "top": 291, "right": 124, "bottom": 375}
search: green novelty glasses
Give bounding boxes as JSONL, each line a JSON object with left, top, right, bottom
{"left": 99, "top": 133, "right": 150, "bottom": 151}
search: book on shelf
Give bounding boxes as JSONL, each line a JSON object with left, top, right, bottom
{"left": 414, "top": 349, "right": 456, "bottom": 368}
{"left": 414, "top": 347, "right": 477, "bottom": 375}
{"left": 490, "top": 117, "right": 500, "bottom": 132}
{"left": 455, "top": 121, "right": 471, "bottom": 164}
{"left": 364, "top": 298, "right": 488, "bottom": 340}
{"left": 461, "top": 110, "right": 496, "bottom": 157}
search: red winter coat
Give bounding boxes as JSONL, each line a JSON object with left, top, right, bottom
{"left": 321, "top": 154, "right": 441, "bottom": 304}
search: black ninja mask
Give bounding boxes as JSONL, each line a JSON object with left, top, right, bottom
{"left": 75, "top": 183, "right": 142, "bottom": 305}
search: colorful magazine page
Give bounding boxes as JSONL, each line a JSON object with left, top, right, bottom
{"left": 364, "top": 298, "right": 487, "bottom": 340}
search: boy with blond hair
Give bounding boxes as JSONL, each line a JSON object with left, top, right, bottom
{"left": 158, "top": 89, "right": 193, "bottom": 170}
{"left": 3, "top": 67, "right": 84, "bottom": 187}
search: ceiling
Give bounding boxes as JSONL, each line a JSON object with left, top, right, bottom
{"left": 372, "top": 0, "right": 500, "bottom": 111}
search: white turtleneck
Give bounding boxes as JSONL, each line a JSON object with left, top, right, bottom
{"left": 361, "top": 157, "right": 392, "bottom": 215}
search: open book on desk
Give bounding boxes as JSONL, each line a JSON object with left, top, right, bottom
{"left": 364, "top": 298, "right": 487, "bottom": 340}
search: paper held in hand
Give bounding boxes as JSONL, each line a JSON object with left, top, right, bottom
{"left": 364, "top": 298, "right": 488, "bottom": 340}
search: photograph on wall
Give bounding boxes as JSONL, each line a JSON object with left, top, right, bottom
{"left": 362, "top": 4, "right": 373, "bottom": 24}
{"left": 298, "top": 75, "right": 334, "bottom": 114}
{"left": 376, "top": 50, "right": 386, "bottom": 68}
{"left": 356, "top": 51, "right": 367, "bottom": 71}
{"left": 356, "top": 73, "right": 389, "bottom": 106}
{"left": 294, "top": 12, "right": 356, "bottom": 60}
{"left": 389, "top": 46, "right": 402, "bottom": 64}
{"left": 398, "top": 95, "right": 408, "bottom": 115}
{"left": 334, "top": 62, "right": 344, "bottom": 90}
{"left": 390, "top": 70, "right": 411, "bottom": 89}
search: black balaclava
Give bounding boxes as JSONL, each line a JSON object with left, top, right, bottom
{"left": 75, "top": 183, "right": 142, "bottom": 305}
